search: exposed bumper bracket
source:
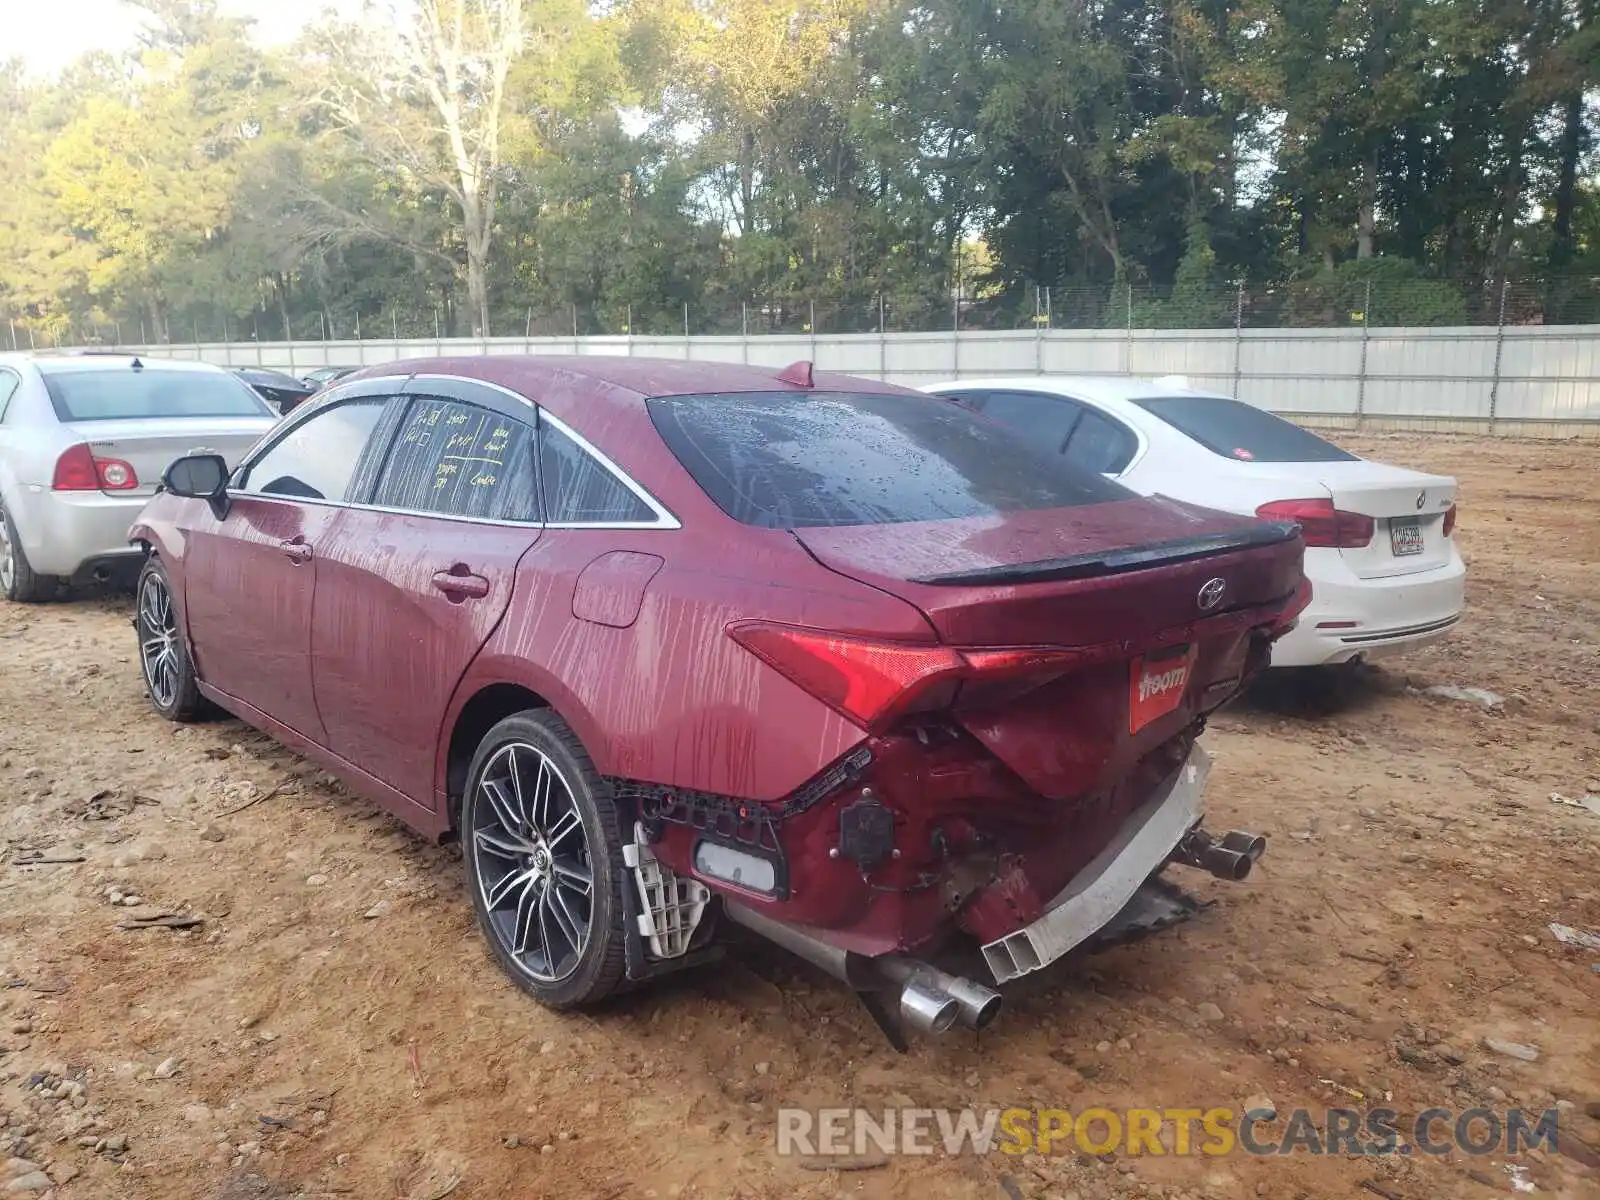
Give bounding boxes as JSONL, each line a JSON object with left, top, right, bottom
{"left": 980, "top": 743, "right": 1212, "bottom": 984}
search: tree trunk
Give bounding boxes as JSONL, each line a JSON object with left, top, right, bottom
{"left": 739, "top": 128, "right": 757, "bottom": 235}
{"left": 1356, "top": 156, "right": 1377, "bottom": 259}
{"left": 1547, "top": 91, "right": 1583, "bottom": 272}
{"left": 460, "top": 191, "right": 491, "bottom": 337}
{"left": 1489, "top": 135, "right": 1524, "bottom": 299}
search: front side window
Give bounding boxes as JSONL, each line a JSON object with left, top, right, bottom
{"left": 41, "top": 367, "right": 273, "bottom": 421}
{"left": 240, "top": 398, "right": 388, "bottom": 502}
{"left": 647, "top": 390, "right": 1134, "bottom": 530}
{"left": 979, "top": 390, "right": 1085, "bottom": 455}
{"left": 1063, "top": 409, "right": 1137, "bottom": 473}
{"left": 538, "top": 420, "right": 655, "bottom": 524}
{"left": 373, "top": 397, "right": 539, "bottom": 521}
{"left": 1134, "top": 395, "right": 1356, "bottom": 463}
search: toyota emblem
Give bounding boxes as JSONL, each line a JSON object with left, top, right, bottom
{"left": 1197, "top": 578, "right": 1226, "bottom": 611}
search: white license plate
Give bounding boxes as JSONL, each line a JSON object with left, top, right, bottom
{"left": 1390, "top": 519, "right": 1424, "bottom": 556}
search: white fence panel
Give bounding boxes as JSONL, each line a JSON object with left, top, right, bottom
{"left": 80, "top": 323, "right": 1600, "bottom": 430}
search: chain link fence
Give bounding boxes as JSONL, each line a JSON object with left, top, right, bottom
{"left": 8, "top": 275, "right": 1599, "bottom": 351}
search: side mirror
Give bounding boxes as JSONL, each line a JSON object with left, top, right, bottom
{"left": 162, "top": 454, "right": 230, "bottom": 518}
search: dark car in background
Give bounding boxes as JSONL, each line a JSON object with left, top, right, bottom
{"left": 231, "top": 367, "right": 315, "bottom": 415}
{"left": 301, "top": 365, "right": 359, "bottom": 391}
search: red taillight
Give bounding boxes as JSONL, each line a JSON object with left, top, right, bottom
{"left": 1255, "top": 498, "right": 1374, "bottom": 548}
{"left": 1442, "top": 503, "right": 1457, "bottom": 538}
{"left": 727, "top": 623, "right": 1083, "bottom": 731}
{"left": 51, "top": 444, "right": 99, "bottom": 490}
{"left": 51, "top": 444, "right": 138, "bottom": 491}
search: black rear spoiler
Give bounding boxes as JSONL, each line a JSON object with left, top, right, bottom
{"left": 909, "top": 522, "right": 1301, "bottom": 586}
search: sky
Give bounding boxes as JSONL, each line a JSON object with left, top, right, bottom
{"left": 8, "top": 0, "right": 358, "bottom": 76}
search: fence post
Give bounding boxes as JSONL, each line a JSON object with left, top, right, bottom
{"left": 878, "top": 294, "right": 886, "bottom": 380}
{"left": 627, "top": 304, "right": 634, "bottom": 356}
{"left": 1124, "top": 281, "right": 1133, "bottom": 374}
{"left": 1231, "top": 283, "right": 1244, "bottom": 398}
{"left": 8, "top": 319, "right": 15, "bottom": 352}
{"left": 1356, "top": 280, "right": 1372, "bottom": 426}
{"left": 684, "top": 301, "right": 690, "bottom": 342}
{"left": 810, "top": 300, "right": 817, "bottom": 365}
{"left": 1035, "top": 285, "right": 1044, "bottom": 373}
{"left": 1489, "top": 280, "right": 1510, "bottom": 432}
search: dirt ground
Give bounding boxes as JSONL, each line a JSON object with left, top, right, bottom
{"left": 0, "top": 433, "right": 1595, "bottom": 1200}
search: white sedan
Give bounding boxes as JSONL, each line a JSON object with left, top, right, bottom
{"left": 922, "top": 376, "right": 1464, "bottom": 668}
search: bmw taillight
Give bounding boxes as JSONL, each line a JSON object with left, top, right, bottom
{"left": 1442, "top": 503, "right": 1457, "bottom": 538}
{"left": 1256, "top": 498, "right": 1374, "bottom": 549}
{"left": 51, "top": 444, "right": 139, "bottom": 491}
{"left": 727, "top": 623, "right": 1084, "bottom": 731}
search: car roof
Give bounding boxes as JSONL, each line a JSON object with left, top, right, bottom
{"left": 345, "top": 355, "right": 911, "bottom": 403}
{"left": 29, "top": 353, "right": 230, "bottom": 377}
{"left": 926, "top": 374, "right": 1232, "bottom": 404}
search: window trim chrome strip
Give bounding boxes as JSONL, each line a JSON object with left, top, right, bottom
{"left": 231, "top": 371, "right": 681, "bottom": 531}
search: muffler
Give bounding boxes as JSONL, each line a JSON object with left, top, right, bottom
{"left": 723, "top": 901, "right": 1001, "bottom": 1044}
{"left": 1174, "top": 828, "right": 1266, "bottom": 882}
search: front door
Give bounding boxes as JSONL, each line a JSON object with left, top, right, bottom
{"left": 310, "top": 383, "right": 543, "bottom": 811}
{"left": 182, "top": 391, "right": 397, "bottom": 741}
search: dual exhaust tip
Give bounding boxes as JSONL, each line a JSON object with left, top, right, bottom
{"left": 1176, "top": 828, "right": 1267, "bottom": 882}
{"left": 880, "top": 958, "right": 1003, "bottom": 1036}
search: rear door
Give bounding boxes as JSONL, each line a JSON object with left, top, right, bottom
{"left": 309, "top": 378, "right": 543, "bottom": 811}
{"left": 183, "top": 385, "right": 399, "bottom": 740}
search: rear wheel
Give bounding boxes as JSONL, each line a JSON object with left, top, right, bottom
{"left": 461, "top": 710, "right": 629, "bottom": 1009}
{"left": 135, "top": 559, "right": 205, "bottom": 721}
{"left": 0, "top": 507, "right": 56, "bottom": 603}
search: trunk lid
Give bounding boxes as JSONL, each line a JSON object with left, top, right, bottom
{"left": 66, "top": 417, "right": 276, "bottom": 498}
{"left": 794, "top": 496, "right": 1305, "bottom": 799}
{"left": 1308, "top": 460, "right": 1456, "bottom": 579}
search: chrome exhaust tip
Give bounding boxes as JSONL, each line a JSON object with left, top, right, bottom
{"left": 935, "top": 974, "right": 1003, "bottom": 1030}
{"left": 899, "top": 980, "right": 960, "bottom": 1035}
{"left": 1176, "top": 828, "right": 1265, "bottom": 882}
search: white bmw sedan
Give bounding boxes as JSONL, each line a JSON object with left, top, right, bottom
{"left": 923, "top": 376, "right": 1464, "bottom": 669}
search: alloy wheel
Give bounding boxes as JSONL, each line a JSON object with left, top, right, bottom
{"left": 470, "top": 742, "right": 595, "bottom": 983}
{"left": 137, "top": 572, "right": 181, "bottom": 709}
{"left": 0, "top": 518, "right": 13, "bottom": 593}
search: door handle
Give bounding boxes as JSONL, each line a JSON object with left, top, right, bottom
{"left": 431, "top": 569, "right": 491, "bottom": 600}
{"left": 279, "top": 538, "right": 312, "bottom": 564}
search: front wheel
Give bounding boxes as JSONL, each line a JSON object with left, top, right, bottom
{"left": 135, "top": 559, "right": 205, "bottom": 721}
{"left": 461, "top": 710, "right": 629, "bottom": 1009}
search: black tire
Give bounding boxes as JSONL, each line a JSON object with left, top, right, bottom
{"left": 134, "top": 558, "right": 205, "bottom": 722}
{"left": 0, "top": 506, "right": 56, "bottom": 603}
{"left": 461, "top": 710, "right": 629, "bottom": 1009}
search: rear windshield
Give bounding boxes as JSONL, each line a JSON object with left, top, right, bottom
{"left": 42, "top": 368, "right": 273, "bottom": 422}
{"left": 647, "top": 390, "right": 1135, "bottom": 529}
{"left": 1133, "top": 395, "right": 1356, "bottom": 463}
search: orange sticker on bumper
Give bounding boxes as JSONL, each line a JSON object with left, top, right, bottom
{"left": 1129, "top": 644, "right": 1198, "bottom": 733}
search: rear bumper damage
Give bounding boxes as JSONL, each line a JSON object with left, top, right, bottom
{"left": 981, "top": 742, "right": 1212, "bottom": 982}
{"left": 708, "top": 741, "right": 1265, "bottom": 1048}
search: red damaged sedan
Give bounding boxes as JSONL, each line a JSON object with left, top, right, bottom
{"left": 130, "top": 357, "right": 1308, "bottom": 1046}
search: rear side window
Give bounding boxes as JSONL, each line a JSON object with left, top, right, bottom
{"left": 373, "top": 397, "right": 539, "bottom": 521}
{"left": 41, "top": 368, "right": 272, "bottom": 421}
{"left": 1134, "top": 395, "right": 1356, "bottom": 463}
{"left": 241, "top": 398, "right": 388, "bottom": 502}
{"left": 539, "top": 421, "right": 654, "bottom": 524}
{"left": 647, "top": 390, "right": 1134, "bottom": 530}
{"left": 0, "top": 371, "right": 19, "bottom": 422}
